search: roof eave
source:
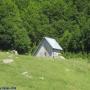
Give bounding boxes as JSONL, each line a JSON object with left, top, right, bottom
{"left": 53, "top": 48, "right": 63, "bottom": 51}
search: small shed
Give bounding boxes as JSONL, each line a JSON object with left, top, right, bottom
{"left": 33, "top": 37, "right": 63, "bottom": 57}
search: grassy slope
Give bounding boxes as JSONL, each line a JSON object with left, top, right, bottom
{"left": 0, "top": 52, "right": 90, "bottom": 90}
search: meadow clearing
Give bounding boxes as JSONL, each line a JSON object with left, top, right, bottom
{"left": 0, "top": 52, "right": 90, "bottom": 90}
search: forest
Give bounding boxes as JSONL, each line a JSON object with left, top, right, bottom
{"left": 0, "top": 0, "right": 90, "bottom": 54}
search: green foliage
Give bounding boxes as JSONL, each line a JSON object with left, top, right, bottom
{"left": 12, "top": 28, "right": 30, "bottom": 54}
{"left": 0, "top": 0, "right": 30, "bottom": 54}
{"left": 0, "top": 0, "right": 90, "bottom": 53}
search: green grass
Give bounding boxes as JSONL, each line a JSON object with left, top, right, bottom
{"left": 0, "top": 52, "right": 90, "bottom": 90}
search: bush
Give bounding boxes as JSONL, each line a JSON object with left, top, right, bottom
{"left": 12, "top": 29, "right": 31, "bottom": 54}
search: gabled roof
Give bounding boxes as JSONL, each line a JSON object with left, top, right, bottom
{"left": 44, "top": 37, "right": 63, "bottom": 50}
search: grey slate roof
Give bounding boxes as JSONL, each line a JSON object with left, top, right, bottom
{"left": 44, "top": 37, "right": 63, "bottom": 50}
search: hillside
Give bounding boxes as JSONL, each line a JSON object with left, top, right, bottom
{"left": 0, "top": 52, "right": 90, "bottom": 90}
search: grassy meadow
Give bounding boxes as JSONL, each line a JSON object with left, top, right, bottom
{"left": 0, "top": 52, "right": 90, "bottom": 90}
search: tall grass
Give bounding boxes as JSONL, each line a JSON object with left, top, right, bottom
{"left": 63, "top": 52, "right": 90, "bottom": 60}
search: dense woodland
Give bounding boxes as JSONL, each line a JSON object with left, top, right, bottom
{"left": 0, "top": 0, "right": 90, "bottom": 54}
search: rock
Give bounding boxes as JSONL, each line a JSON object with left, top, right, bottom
{"left": 11, "top": 50, "right": 18, "bottom": 55}
{"left": 22, "top": 72, "right": 28, "bottom": 75}
{"left": 22, "top": 71, "right": 32, "bottom": 79}
{"left": 59, "top": 56, "right": 65, "bottom": 60}
{"left": 26, "top": 75, "right": 32, "bottom": 79}
{"left": 3, "top": 59, "right": 14, "bottom": 64}
{"left": 39, "top": 76, "right": 44, "bottom": 80}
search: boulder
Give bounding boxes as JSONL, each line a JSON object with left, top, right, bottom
{"left": 11, "top": 50, "right": 18, "bottom": 55}
{"left": 3, "top": 59, "right": 14, "bottom": 64}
